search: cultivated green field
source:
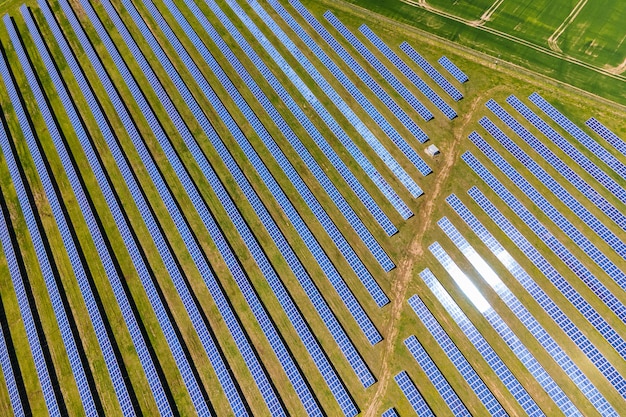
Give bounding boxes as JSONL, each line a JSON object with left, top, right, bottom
{"left": 0, "top": 0, "right": 624, "bottom": 416}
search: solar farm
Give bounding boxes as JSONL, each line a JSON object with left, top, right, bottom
{"left": 0, "top": 0, "right": 623, "bottom": 416}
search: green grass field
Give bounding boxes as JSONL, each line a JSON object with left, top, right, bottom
{"left": 0, "top": 0, "right": 624, "bottom": 416}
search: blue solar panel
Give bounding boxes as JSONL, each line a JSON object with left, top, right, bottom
{"left": 74, "top": 0, "right": 290, "bottom": 414}
{"left": 129, "top": 0, "right": 380, "bottom": 354}
{"left": 508, "top": 96, "right": 626, "bottom": 205}
{"left": 446, "top": 194, "right": 626, "bottom": 400}
{"left": 237, "top": 0, "right": 423, "bottom": 199}
{"left": 146, "top": 0, "right": 377, "bottom": 399}
{"left": 400, "top": 43, "right": 463, "bottom": 101}
{"left": 425, "top": 250, "right": 583, "bottom": 416}
{"left": 402, "top": 334, "right": 470, "bottom": 417}
{"left": 529, "top": 93, "right": 626, "bottom": 180}
{"left": 1, "top": 16, "right": 109, "bottom": 417}
{"left": 439, "top": 217, "right": 617, "bottom": 415}
{"left": 289, "top": 2, "right": 429, "bottom": 145}
{"left": 381, "top": 407, "right": 399, "bottom": 417}
{"left": 438, "top": 56, "right": 468, "bottom": 83}
{"left": 268, "top": 0, "right": 432, "bottom": 177}
{"left": 152, "top": 0, "right": 393, "bottom": 300}
{"left": 488, "top": 98, "right": 626, "bottom": 234}
{"left": 464, "top": 186, "right": 626, "bottom": 362}
{"left": 210, "top": 9, "right": 412, "bottom": 219}
{"left": 324, "top": 12, "right": 433, "bottom": 122}
{"left": 122, "top": 0, "right": 366, "bottom": 411}
{"left": 394, "top": 370, "right": 435, "bottom": 417}
{"left": 37, "top": 1, "right": 244, "bottom": 415}
{"left": 462, "top": 149, "right": 626, "bottom": 333}
{"left": 474, "top": 119, "right": 626, "bottom": 284}
{"left": 586, "top": 118, "right": 626, "bottom": 157}
{"left": 359, "top": 25, "right": 457, "bottom": 119}
{"left": 0, "top": 158, "right": 38, "bottom": 417}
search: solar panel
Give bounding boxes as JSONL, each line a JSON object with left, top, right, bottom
{"left": 508, "top": 96, "right": 626, "bottom": 205}
{"left": 586, "top": 118, "right": 626, "bottom": 157}
{"left": 462, "top": 150, "right": 626, "bottom": 334}
{"left": 425, "top": 249, "right": 583, "bottom": 416}
{"left": 529, "top": 93, "right": 626, "bottom": 179}
{"left": 465, "top": 185, "right": 626, "bottom": 360}
{"left": 161, "top": 0, "right": 378, "bottom": 399}
{"left": 127, "top": 0, "right": 380, "bottom": 354}
{"left": 265, "top": 0, "right": 431, "bottom": 177}
{"left": 207, "top": 9, "right": 413, "bottom": 220}
{"left": 474, "top": 119, "right": 626, "bottom": 283}
{"left": 402, "top": 334, "right": 470, "bottom": 417}
{"left": 152, "top": 0, "right": 394, "bottom": 300}
{"left": 1, "top": 16, "right": 109, "bottom": 417}
{"left": 438, "top": 56, "right": 468, "bottom": 83}
{"left": 446, "top": 194, "right": 626, "bottom": 400}
{"left": 394, "top": 370, "right": 435, "bottom": 417}
{"left": 289, "top": 1, "right": 429, "bottom": 144}
{"left": 324, "top": 12, "right": 433, "bottom": 122}
{"left": 359, "top": 25, "right": 457, "bottom": 119}
{"left": 74, "top": 0, "right": 290, "bottom": 414}
{"left": 488, "top": 98, "right": 626, "bottom": 233}
{"left": 0, "top": 319, "right": 24, "bottom": 417}
{"left": 238, "top": 0, "right": 424, "bottom": 199}
{"left": 439, "top": 217, "right": 617, "bottom": 415}
{"left": 381, "top": 407, "right": 399, "bottom": 417}
{"left": 400, "top": 43, "right": 463, "bottom": 101}
{"left": 37, "top": 1, "right": 246, "bottom": 415}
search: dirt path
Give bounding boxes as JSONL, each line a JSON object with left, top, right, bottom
{"left": 362, "top": 85, "right": 502, "bottom": 416}
{"left": 606, "top": 58, "right": 626, "bottom": 75}
{"left": 469, "top": 0, "right": 505, "bottom": 27}
{"left": 547, "top": 0, "right": 588, "bottom": 53}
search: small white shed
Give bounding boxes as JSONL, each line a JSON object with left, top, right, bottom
{"left": 426, "top": 144, "right": 440, "bottom": 157}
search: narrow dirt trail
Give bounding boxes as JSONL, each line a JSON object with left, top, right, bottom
{"left": 362, "top": 85, "right": 504, "bottom": 416}
{"left": 547, "top": 0, "right": 588, "bottom": 53}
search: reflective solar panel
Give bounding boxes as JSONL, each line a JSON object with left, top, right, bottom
{"left": 290, "top": 2, "right": 429, "bottom": 144}
{"left": 324, "top": 12, "right": 433, "bottom": 122}
{"left": 446, "top": 194, "right": 626, "bottom": 400}
{"left": 439, "top": 217, "right": 617, "bottom": 415}
{"left": 360, "top": 25, "right": 457, "bottom": 119}
{"left": 425, "top": 249, "right": 582, "bottom": 416}
{"left": 241, "top": 0, "right": 423, "bottom": 199}
{"left": 488, "top": 98, "right": 626, "bottom": 233}
{"left": 508, "top": 96, "right": 626, "bottom": 205}
{"left": 381, "top": 407, "right": 399, "bottom": 417}
{"left": 266, "top": 0, "right": 431, "bottom": 177}
{"left": 462, "top": 150, "right": 626, "bottom": 333}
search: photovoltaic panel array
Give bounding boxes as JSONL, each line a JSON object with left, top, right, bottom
{"left": 586, "top": 118, "right": 626, "bottom": 157}
{"left": 324, "top": 11, "right": 434, "bottom": 122}
{"left": 529, "top": 93, "right": 626, "bottom": 179}
{"left": 402, "top": 333, "right": 470, "bottom": 417}
{"left": 359, "top": 25, "right": 457, "bottom": 119}
{"left": 263, "top": 0, "right": 432, "bottom": 177}
{"left": 37, "top": 1, "right": 248, "bottom": 415}
{"left": 488, "top": 98, "right": 626, "bottom": 233}
{"left": 438, "top": 217, "right": 617, "bottom": 416}
{"left": 289, "top": 1, "right": 429, "bottom": 144}
{"left": 394, "top": 369, "right": 435, "bottom": 417}
{"left": 446, "top": 194, "right": 626, "bottom": 399}
{"left": 236, "top": 0, "right": 424, "bottom": 199}
{"left": 508, "top": 96, "right": 626, "bottom": 205}
{"left": 208, "top": 4, "right": 413, "bottom": 220}
{"left": 474, "top": 120, "right": 626, "bottom": 283}
{"left": 427, "top": 243, "right": 583, "bottom": 416}
{"left": 462, "top": 149, "right": 626, "bottom": 332}
{"left": 400, "top": 43, "right": 463, "bottom": 101}
{"left": 465, "top": 185, "right": 626, "bottom": 361}
{"left": 155, "top": 0, "right": 376, "bottom": 399}
{"left": 438, "top": 56, "right": 468, "bottom": 83}
{"left": 381, "top": 407, "right": 399, "bottom": 417}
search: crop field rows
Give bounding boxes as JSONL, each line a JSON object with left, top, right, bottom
{"left": 0, "top": 0, "right": 624, "bottom": 416}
